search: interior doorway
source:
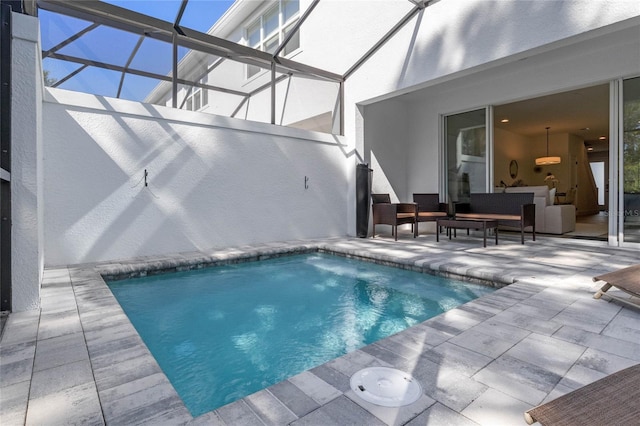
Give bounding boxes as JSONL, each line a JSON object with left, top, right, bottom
{"left": 590, "top": 161, "right": 606, "bottom": 208}
{"left": 493, "top": 84, "right": 609, "bottom": 240}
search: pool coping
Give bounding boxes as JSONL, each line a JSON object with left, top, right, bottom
{"left": 4, "top": 235, "right": 640, "bottom": 425}
{"left": 101, "top": 245, "right": 512, "bottom": 288}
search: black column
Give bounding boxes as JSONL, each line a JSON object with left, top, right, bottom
{"left": 356, "top": 163, "right": 372, "bottom": 238}
{"left": 1, "top": 2, "right": 12, "bottom": 312}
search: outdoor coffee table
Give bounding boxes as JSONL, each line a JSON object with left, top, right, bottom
{"left": 436, "top": 218, "right": 498, "bottom": 247}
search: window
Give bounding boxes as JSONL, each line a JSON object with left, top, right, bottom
{"left": 184, "top": 77, "right": 208, "bottom": 111}
{"left": 246, "top": 0, "right": 300, "bottom": 78}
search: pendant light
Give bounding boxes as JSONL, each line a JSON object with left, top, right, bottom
{"left": 535, "top": 127, "right": 561, "bottom": 165}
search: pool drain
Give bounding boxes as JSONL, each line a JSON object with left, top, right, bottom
{"left": 350, "top": 367, "right": 422, "bottom": 407}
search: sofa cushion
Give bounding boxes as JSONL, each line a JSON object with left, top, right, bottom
{"left": 417, "top": 211, "right": 447, "bottom": 218}
{"left": 456, "top": 212, "right": 522, "bottom": 221}
{"left": 468, "top": 192, "right": 534, "bottom": 215}
{"left": 505, "top": 186, "right": 551, "bottom": 206}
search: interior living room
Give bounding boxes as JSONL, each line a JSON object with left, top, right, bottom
{"left": 494, "top": 84, "right": 609, "bottom": 240}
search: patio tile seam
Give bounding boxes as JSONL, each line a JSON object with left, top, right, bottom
{"left": 0, "top": 346, "right": 37, "bottom": 425}
{"left": 21, "top": 305, "right": 43, "bottom": 415}
{"left": 69, "top": 267, "right": 111, "bottom": 425}
{"left": 472, "top": 358, "right": 563, "bottom": 407}
{"left": 261, "top": 387, "right": 302, "bottom": 423}
{"left": 448, "top": 327, "right": 531, "bottom": 361}
{"left": 552, "top": 324, "right": 640, "bottom": 363}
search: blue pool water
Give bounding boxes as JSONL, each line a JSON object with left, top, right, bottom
{"left": 107, "top": 253, "right": 494, "bottom": 416}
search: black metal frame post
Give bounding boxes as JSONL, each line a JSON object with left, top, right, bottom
{"left": 356, "top": 163, "right": 373, "bottom": 237}
{"left": 1, "top": 1, "right": 13, "bottom": 312}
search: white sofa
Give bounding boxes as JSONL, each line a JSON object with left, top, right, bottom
{"left": 501, "top": 186, "right": 576, "bottom": 234}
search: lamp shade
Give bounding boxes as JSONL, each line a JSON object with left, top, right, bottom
{"left": 535, "top": 156, "right": 561, "bottom": 165}
{"left": 535, "top": 127, "right": 561, "bottom": 165}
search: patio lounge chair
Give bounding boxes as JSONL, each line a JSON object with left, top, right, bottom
{"left": 413, "top": 193, "right": 448, "bottom": 234}
{"left": 371, "top": 193, "right": 417, "bottom": 241}
{"left": 593, "top": 264, "right": 640, "bottom": 309}
{"left": 524, "top": 363, "right": 640, "bottom": 425}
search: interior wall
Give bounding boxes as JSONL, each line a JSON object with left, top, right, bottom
{"left": 571, "top": 133, "right": 600, "bottom": 215}
{"left": 494, "top": 128, "right": 531, "bottom": 187}
{"left": 588, "top": 150, "right": 609, "bottom": 210}
{"left": 494, "top": 126, "right": 602, "bottom": 216}
{"left": 43, "top": 89, "right": 349, "bottom": 266}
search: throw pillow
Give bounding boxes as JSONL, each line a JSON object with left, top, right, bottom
{"left": 549, "top": 188, "right": 556, "bottom": 205}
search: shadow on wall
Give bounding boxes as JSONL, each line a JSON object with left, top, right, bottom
{"left": 43, "top": 91, "right": 350, "bottom": 265}
{"left": 396, "top": 0, "right": 604, "bottom": 87}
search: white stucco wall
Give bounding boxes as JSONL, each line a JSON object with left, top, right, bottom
{"left": 401, "top": 22, "right": 639, "bottom": 199}
{"left": 43, "top": 89, "right": 349, "bottom": 266}
{"left": 364, "top": 100, "right": 411, "bottom": 201}
{"left": 232, "top": 74, "right": 340, "bottom": 132}
{"left": 11, "top": 12, "right": 43, "bottom": 311}
{"left": 344, "top": 0, "right": 640, "bottom": 109}
{"left": 339, "top": 1, "right": 639, "bottom": 225}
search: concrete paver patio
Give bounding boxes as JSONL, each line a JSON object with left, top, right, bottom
{"left": 1, "top": 233, "right": 639, "bottom": 425}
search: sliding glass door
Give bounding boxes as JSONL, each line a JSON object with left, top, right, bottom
{"left": 622, "top": 77, "right": 640, "bottom": 243}
{"left": 444, "top": 109, "right": 488, "bottom": 205}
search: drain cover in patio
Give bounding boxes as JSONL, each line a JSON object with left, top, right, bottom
{"left": 350, "top": 367, "right": 422, "bottom": 407}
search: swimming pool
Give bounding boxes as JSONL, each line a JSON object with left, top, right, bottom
{"left": 107, "top": 252, "right": 494, "bottom": 416}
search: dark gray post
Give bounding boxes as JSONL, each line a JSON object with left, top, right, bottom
{"left": 1, "top": 2, "right": 12, "bottom": 312}
{"left": 356, "top": 164, "right": 372, "bottom": 238}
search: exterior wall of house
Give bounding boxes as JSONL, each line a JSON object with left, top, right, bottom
{"left": 226, "top": 73, "right": 340, "bottom": 132}
{"left": 345, "top": 0, "right": 640, "bottom": 108}
{"left": 152, "top": 56, "right": 341, "bottom": 133}
{"left": 363, "top": 100, "right": 411, "bottom": 200}
{"left": 408, "top": 22, "right": 638, "bottom": 199}
{"left": 10, "top": 12, "right": 43, "bottom": 311}
{"left": 340, "top": 0, "right": 640, "bottom": 234}
{"left": 147, "top": 0, "right": 343, "bottom": 133}
{"left": 42, "top": 89, "right": 349, "bottom": 266}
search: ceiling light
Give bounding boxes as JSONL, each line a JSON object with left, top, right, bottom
{"left": 500, "top": 119, "right": 509, "bottom": 123}
{"left": 587, "top": 146, "right": 593, "bottom": 151}
{"left": 535, "top": 127, "right": 561, "bottom": 166}
{"left": 599, "top": 136, "right": 606, "bottom": 140}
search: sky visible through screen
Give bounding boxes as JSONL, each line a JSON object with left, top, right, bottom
{"left": 102, "top": 0, "right": 234, "bottom": 32}
{"left": 41, "top": 0, "right": 235, "bottom": 102}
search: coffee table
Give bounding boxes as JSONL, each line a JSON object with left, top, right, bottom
{"left": 436, "top": 218, "right": 498, "bottom": 247}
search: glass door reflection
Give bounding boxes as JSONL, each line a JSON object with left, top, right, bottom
{"left": 445, "top": 109, "right": 487, "bottom": 206}
{"left": 622, "top": 77, "right": 640, "bottom": 243}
